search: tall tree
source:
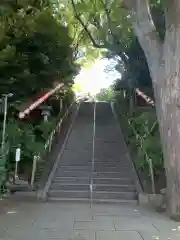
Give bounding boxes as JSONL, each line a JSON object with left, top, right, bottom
{"left": 122, "top": 0, "right": 180, "bottom": 217}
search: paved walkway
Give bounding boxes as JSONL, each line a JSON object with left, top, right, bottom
{"left": 0, "top": 201, "right": 179, "bottom": 239}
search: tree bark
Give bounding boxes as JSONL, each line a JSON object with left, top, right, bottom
{"left": 124, "top": 0, "right": 180, "bottom": 217}
{"left": 159, "top": 16, "right": 180, "bottom": 216}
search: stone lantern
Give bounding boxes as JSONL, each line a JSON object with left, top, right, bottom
{"left": 39, "top": 105, "right": 52, "bottom": 122}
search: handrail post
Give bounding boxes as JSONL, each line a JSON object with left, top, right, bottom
{"left": 49, "top": 132, "right": 53, "bottom": 152}
{"left": 149, "top": 158, "right": 155, "bottom": 195}
{"left": 31, "top": 155, "right": 38, "bottom": 189}
{"left": 90, "top": 100, "right": 96, "bottom": 208}
{"left": 14, "top": 161, "right": 19, "bottom": 180}
{"left": 128, "top": 120, "right": 156, "bottom": 195}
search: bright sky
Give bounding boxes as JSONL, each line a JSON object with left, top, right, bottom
{"left": 74, "top": 58, "right": 121, "bottom": 95}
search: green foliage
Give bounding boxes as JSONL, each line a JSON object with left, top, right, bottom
{"left": 0, "top": 0, "right": 78, "bottom": 189}
{"left": 0, "top": 1, "right": 78, "bottom": 100}
{"left": 96, "top": 87, "right": 114, "bottom": 101}
{"left": 115, "top": 95, "right": 163, "bottom": 179}
{"left": 35, "top": 119, "right": 56, "bottom": 141}
{"left": 0, "top": 142, "right": 9, "bottom": 193}
{"left": 67, "top": 0, "right": 165, "bottom": 97}
{"left": 6, "top": 119, "right": 43, "bottom": 162}
{"left": 0, "top": 119, "right": 44, "bottom": 188}
{"left": 63, "top": 88, "right": 75, "bottom": 107}
{"left": 128, "top": 113, "right": 163, "bottom": 176}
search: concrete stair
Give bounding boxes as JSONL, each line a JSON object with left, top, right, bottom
{"left": 48, "top": 102, "right": 138, "bottom": 202}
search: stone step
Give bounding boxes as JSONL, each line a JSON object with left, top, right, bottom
{"left": 56, "top": 170, "right": 132, "bottom": 177}
{"left": 57, "top": 168, "right": 131, "bottom": 174}
{"left": 53, "top": 177, "right": 134, "bottom": 186}
{"left": 51, "top": 184, "right": 89, "bottom": 191}
{"left": 53, "top": 176, "right": 134, "bottom": 185}
{"left": 94, "top": 163, "right": 131, "bottom": 169}
{"left": 94, "top": 168, "right": 131, "bottom": 172}
{"left": 93, "top": 177, "right": 134, "bottom": 185}
{"left": 93, "top": 160, "right": 128, "bottom": 163}
{"left": 55, "top": 170, "right": 90, "bottom": 177}
{"left": 61, "top": 162, "right": 92, "bottom": 166}
{"left": 51, "top": 183, "right": 136, "bottom": 192}
{"left": 58, "top": 166, "right": 91, "bottom": 171}
{"left": 93, "top": 191, "right": 137, "bottom": 200}
{"left": 93, "top": 185, "right": 136, "bottom": 192}
{"left": 94, "top": 158, "right": 128, "bottom": 162}
{"left": 95, "top": 164, "right": 131, "bottom": 167}
{"left": 53, "top": 177, "right": 89, "bottom": 184}
{"left": 58, "top": 165, "right": 131, "bottom": 170}
{"left": 93, "top": 172, "right": 133, "bottom": 178}
{"left": 48, "top": 196, "right": 137, "bottom": 204}
{"left": 48, "top": 190, "right": 137, "bottom": 200}
{"left": 94, "top": 163, "right": 130, "bottom": 166}
{"left": 49, "top": 190, "right": 90, "bottom": 199}
{"left": 94, "top": 159, "right": 128, "bottom": 162}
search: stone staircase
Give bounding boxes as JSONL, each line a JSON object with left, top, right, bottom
{"left": 48, "top": 102, "right": 139, "bottom": 202}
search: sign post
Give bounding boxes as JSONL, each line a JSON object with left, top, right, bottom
{"left": 31, "top": 155, "right": 38, "bottom": 188}
{"left": 15, "top": 148, "right": 21, "bottom": 180}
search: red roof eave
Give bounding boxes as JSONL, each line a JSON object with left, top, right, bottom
{"left": 19, "top": 83, "right": 64, "bottom": 119}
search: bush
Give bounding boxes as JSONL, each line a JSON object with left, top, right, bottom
{"left": 129, "top": 112, "right": 163, "bottom": 176}
{"left": 115, "top": 96, "right": 163, "bottom": 179}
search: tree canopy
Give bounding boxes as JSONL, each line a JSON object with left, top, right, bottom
{"left": 59, "top": 0, "right": 161, "bottom": 93}
{"left": 0, "top": 0, "right": 79, "bottom": 101}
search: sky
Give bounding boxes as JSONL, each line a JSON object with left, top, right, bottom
{"left": 74, "top": 58, "right": 121, "bottom": 95}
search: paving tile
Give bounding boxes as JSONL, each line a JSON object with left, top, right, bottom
{"left": 74, "top": 218, "right": 115, "bottom": 231}
{"left": 31, "top": 217, "right": 74, "bottom": 229}
{"left": 134, "top": 215, "right": 180, "bottom": 232}
{"left": 146, "top": 218, "right": 180, "bottom": 232}
{"left": 114, "top": 218, "right": 158, "bottom": 232}
{"left": 139, "top": 231, "right": 180, "bottom": 240}
{"left": 0, "top": 238, "right": 14, "bottom": 240}
{"left": 0, "top": 213, "right": 34, "bottom": 236}
{"left": 48, "top": 229, "right": 95, "bottom": 240}
{"left": 2, "top": 228, "right": 94, "bottom": 240}
{"left": 71, "top": 213, "right": 93, "bottom": 222}
{"left": 92, "top": 204, "right": 143, "bottom": 217}
{"left": 1, "top": 228, "right": 50, "bottom": 240}
{"left": 95, "top": 231, "right": 142, "bottom": 240}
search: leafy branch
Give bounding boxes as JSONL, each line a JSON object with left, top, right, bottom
{"left": 71, "top": 0, "right": 106, "bottom": 49}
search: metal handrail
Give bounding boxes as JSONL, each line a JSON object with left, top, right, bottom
{"left": 128, "top": 119, "right": 156, "bottom": 194}
{"left": 44, "top": 101, "right": 75, "bottom": 153}
{"left": 90, "top": 101, "right": 96, "bottom": 207}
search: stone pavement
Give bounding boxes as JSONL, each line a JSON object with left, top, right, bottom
{"left": 0, "top": 201, "right": 179, "bottom": 239}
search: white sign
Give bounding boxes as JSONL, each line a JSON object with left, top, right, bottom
{"left": 15, "top": 148, "right": 21, "bottom": 162}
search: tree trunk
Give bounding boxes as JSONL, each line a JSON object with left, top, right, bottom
{"left": 155, "top": 24, "right": 180, "bottom": 217}
{"left": 124, "top": 0, "right": 180, "bottom": 217}
{"left": 154, "top": 76, "right": 180, "bottom": 216}
{"left": 139, "top": 25, "right": 180, "bottom": 217}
